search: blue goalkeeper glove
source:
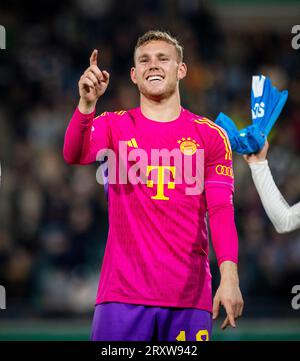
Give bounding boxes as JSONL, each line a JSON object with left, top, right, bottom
{"left": 215, "top": 75, "right": 288, "bottom": 154}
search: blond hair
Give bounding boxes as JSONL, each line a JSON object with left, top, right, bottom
{"left": 134, "top": 30, "right": 183, "bottom": 63}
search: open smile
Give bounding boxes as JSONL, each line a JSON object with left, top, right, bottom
{"left": 146, "top": 75, "right": 165, "bottom": 83}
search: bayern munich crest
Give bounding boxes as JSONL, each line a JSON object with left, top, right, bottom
{"left": 177, "top": 137, "right": 200, "bottom": 155}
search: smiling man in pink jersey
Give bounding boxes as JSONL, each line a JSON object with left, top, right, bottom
{"left": 63, "top": 30, "right": 244, "bottom": 341}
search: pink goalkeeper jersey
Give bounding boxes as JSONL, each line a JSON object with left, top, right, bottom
{"left": 63, "top": 106, "right": 238, "bottom": 313}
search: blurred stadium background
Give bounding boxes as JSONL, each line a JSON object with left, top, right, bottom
{"left": 0, "top": 0, "right": 300, "bottom": 340}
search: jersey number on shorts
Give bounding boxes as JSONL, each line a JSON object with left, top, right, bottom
{"left": 176, "top": 329, "right": 209, "bottom": 341}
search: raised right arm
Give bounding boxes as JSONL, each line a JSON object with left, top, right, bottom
{"left": 63, "top": 50, "right": 110, "bottom": 165}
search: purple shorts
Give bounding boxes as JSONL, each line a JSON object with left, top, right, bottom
{"left": 91, "top": 302, "right": 212, "bottom": 341}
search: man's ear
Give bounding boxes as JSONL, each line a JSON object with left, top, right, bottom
{"left": 130, "top": 67, "right": 137, "bottom": 84}
{"left": 177, "top": 62, "right": 187, "bottom": 80}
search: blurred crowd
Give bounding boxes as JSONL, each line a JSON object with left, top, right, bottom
{"left": 0, "top": 0, "right": 299, "bottom": 318}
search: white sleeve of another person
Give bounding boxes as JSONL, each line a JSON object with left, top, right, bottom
{"left": 249, "top": 160, "right": 300, "bottom": 233}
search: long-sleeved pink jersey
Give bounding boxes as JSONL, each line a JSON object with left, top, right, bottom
{"left": 63, "top": 106, "right": 238, "bottom": 312}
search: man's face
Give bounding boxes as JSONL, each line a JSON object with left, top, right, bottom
{"left": 131, "top": 40, "right": 187, "bottom": 100}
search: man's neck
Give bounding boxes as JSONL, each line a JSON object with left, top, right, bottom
{"left": 140, "top": 92, "right": 182, "bottom": 122}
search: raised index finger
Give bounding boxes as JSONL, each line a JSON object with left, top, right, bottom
{"left": 90, "top": 49, "right": 98, "bottom": 66}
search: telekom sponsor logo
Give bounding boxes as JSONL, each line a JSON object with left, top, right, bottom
{"left": 95, "top": 141, "right": 205, "bottom": 197}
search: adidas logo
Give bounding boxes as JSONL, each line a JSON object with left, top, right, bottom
{"left": 127, "top": 138, "right": 138, "bottom": 148}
